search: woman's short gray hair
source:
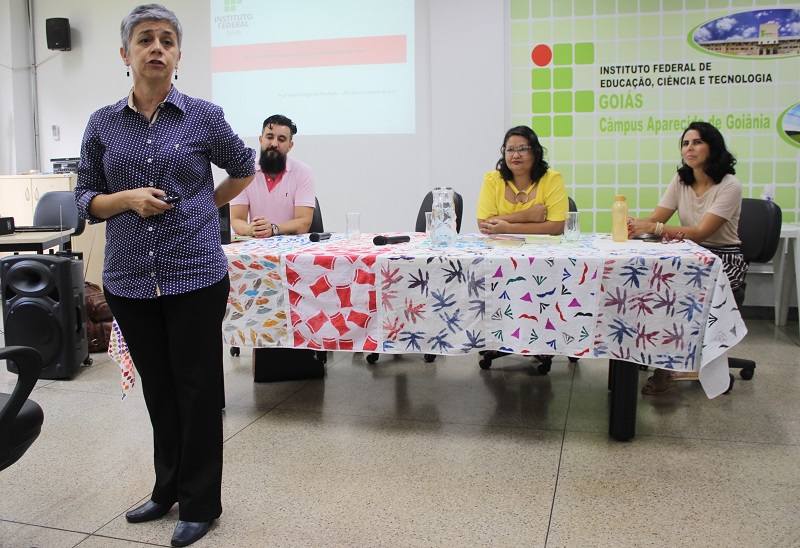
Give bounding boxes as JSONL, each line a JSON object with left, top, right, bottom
{"left": 120, "top": 4, "right": 182, "bottom": 55}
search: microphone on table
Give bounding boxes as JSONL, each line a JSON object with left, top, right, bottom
{"left": 309, "top": 232, "right": 331, "bottom": 242}
{"left": 373, "top": 235, "right": 411, "bottom": 246}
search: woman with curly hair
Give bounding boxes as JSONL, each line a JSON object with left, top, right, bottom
{"left": 629, "top": 121, "right": 744, "bottom": 395}
{"left": 477, "top": 125, "right": 569, "bottom": 235}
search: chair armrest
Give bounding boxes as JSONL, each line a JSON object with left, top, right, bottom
{"left": 0, "top": 346, "right": 43, "bottom": 445}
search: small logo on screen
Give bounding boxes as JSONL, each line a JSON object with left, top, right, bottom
{"left": 224, "top": 0, "right": 243, "bottom": 13}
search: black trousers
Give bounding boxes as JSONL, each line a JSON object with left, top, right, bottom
{"left": 104, "top": 275, "right": 229, "bottom": 522}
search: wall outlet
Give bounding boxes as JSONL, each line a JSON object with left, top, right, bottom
{"left": 51, "top": 124, "right": 60, "bottom": 141}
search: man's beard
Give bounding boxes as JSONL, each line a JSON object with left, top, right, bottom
{"left": 259, "top": 147, "right": 287, "bottom": 174}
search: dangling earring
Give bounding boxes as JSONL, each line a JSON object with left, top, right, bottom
{"left": 174, "top": 68, "right": 178, "bottom": 80}
{"left": 126, "top": 66, "right": 130, "bottom": 77}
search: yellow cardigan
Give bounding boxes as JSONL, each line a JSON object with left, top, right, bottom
{"left": 476, "top": 168, "right": 569, "bottom": 221}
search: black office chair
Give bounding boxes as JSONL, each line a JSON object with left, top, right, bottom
{"left": 0, "top": 346, "right": 44, "bottom": 471}
{"left": 218, "top": 203, "right": 232, "bottom": 244}
{"left": 310, "top": 197, "right": 324, "bottom": 233}
{"left": 414, "top": 190, "right": 464, "bottom": 233}
{"left": 727, "top": 198, "right": 782, "bottom": 384}
{"left": 229, "top": 198, "right": 325, "bottom": 362}
{"left": 478, "top": 197, "right": 580, "bottom": 374}
{"left": 33, "top": 191, "right": 86, "bottom": 252}
{"left": 366, "top": 191, "right": 465, "bottom": 365}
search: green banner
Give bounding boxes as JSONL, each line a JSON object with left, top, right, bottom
{"left": 509, "top": 2, "right": 800, "bottom": 230}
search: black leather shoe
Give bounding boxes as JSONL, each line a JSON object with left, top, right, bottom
{"left": 171, "top": 519, "right": 212, "bottom": 547}
{"left": 125, "top": 500, "right": 173, "bottom": 523}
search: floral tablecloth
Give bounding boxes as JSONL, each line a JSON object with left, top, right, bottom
{"left": 219, "top": 232, "right": 745, "bottom": 398}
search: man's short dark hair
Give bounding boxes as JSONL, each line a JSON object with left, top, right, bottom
{"left": 262, "top": 114, "right": 297, "bottom": 138}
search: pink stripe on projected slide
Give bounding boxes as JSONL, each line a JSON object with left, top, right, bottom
{"left": 211, "top": 35, "right": 407, "bottom": 73}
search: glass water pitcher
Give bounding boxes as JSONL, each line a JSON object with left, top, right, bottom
{"left": 431, "top": 187, "right": 457, "bottom": 247}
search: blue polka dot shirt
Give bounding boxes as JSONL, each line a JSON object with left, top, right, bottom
{"left": 74, "top": 86, "right": 255, "bottom": 298}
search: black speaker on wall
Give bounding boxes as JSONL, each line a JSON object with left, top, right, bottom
{"left": 1, "top": 255, "right": 88, "bottom": 379}
{"left": 45, "top": 18, "right": 71, "bottom": 51}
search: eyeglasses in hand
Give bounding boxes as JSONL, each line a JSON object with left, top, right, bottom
{"left": 661, "top": 232, "right": 685, "bottom": 244}
{"left": 503, "top": 146, "right": 532, "bottom": 156}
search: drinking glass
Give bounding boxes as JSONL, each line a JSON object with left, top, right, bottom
{"left": 424, "top": 212, "right": 433, "bottom": 241}
{"left": 346, "top": 212, "right": 361, "bottom": 240}
{"left": 564, "top": 211, "right": 580, "bottom": 242}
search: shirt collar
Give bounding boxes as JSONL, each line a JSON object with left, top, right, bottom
{"left": 116, "top": 85, "right": 186, "bottom": 115}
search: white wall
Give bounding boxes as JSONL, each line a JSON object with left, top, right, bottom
{"left": 31, "top": 0, "right": 212, "bottom": 175}
{"left": 430, "top": 0, "right": 506, "bottom": 233}
{"left": 0, "top": 0, "right": 36, "bottom": 175}
{"left": 20, "top": 0, "right": 504, "bottom": 234}
{"left": 0, "top": 0, "right": 14, "bottom": 175}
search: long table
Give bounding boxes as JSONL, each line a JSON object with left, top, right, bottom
{"left": 223, "top": 233, "right": 746, "bottom": 440}
{"left": 0, "top": 229, "right": 74, "bottom": 253}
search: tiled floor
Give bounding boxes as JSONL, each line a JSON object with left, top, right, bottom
{"left": 1, "top": 319, "right": 799, "bottom": 547}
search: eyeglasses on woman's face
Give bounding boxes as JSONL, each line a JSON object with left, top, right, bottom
{"left": 503, "top": 146, "right": 532, "bottom": 157}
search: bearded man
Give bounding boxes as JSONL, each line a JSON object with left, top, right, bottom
{"left": 230, "top": 114, "right": 316, "bottom": 237}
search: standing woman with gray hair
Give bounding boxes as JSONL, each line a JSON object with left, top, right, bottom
{"left": 74, "top": 4, "right": 255, "bottom": 546}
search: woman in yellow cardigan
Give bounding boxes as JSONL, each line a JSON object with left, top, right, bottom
{"left": 477, "top": 126, "right": 568, "bottom": 235}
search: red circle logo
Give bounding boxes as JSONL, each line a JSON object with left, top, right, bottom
{"left": 531, "top": 44, "right": 552, "bottom": 66}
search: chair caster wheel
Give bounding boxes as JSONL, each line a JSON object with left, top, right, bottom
{"left": 366, "top": 353, "right": 379, "bottom": 364}
{"left": 423, "top": 354, "right": 436, "bottom": 363}
{"left": 230, "top": 347, "right": 240, "bottom": 357}
{"left": 740, "top": 369, "right": 754, "bottom": 380}
{"left": 568, "top": 356, "right": 579, "bottom": 363}
{"left": 534, "top": 355, "right": 552, "bottom": 375}
{"left": 724, "top": 373, "right": 735, "bottom": 394}
{"left": 479, "top": 359, "right": 492, "bottom": 370}
{"left": 83, "top": 357, "right": 93, "bottom": 366}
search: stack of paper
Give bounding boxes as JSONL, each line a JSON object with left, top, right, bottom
{"left": 524, "top": 234, "right": 562, "bottom": 244}
{"left": 487, "top": 234, "right": 526, "bottom": 247}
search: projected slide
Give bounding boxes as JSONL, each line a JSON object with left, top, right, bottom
{"left": 210, "top": 0, "right": 415, "bottom": 136}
